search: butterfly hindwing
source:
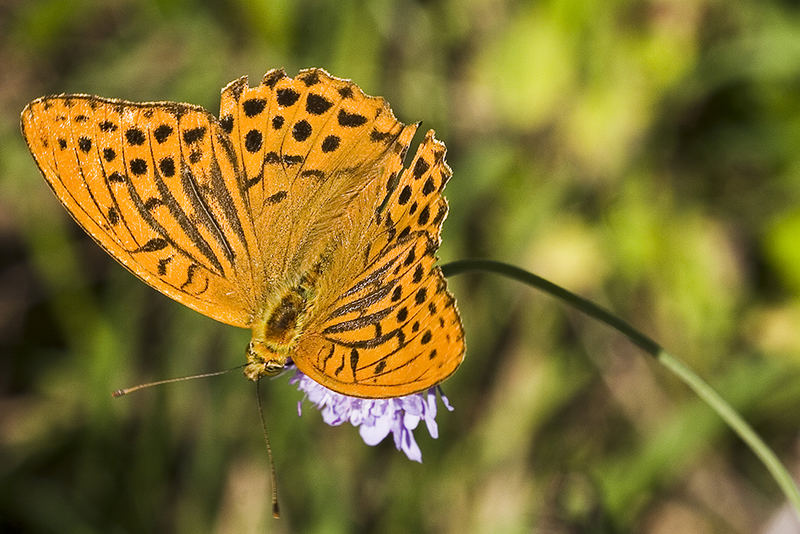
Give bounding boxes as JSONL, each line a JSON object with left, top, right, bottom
{"left": 21, "top": 96, "right": 257, "bottom": 327}
{"left": 293, "top": 131, "right": 465, "bottom": 398}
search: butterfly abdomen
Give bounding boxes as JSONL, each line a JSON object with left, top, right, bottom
{"left": 263, "top": 290, "right": 307, "bottom": 343}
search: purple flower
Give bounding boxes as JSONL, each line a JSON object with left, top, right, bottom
{"left": 288, "top": 366, "right": 454, "bottom": 462}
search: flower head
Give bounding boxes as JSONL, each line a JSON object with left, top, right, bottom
{"left": 288, "top": 366, "right": 454, "bottom": 462}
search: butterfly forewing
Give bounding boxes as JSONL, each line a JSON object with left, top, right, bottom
{"left": 21, "top": 96, "right": 257, "bottom": 327}
{"left": 219, "top": 68, "right": 416, "bottom": 284}
{"left": 294, "top": 130, "right": 465, "bottom": 398}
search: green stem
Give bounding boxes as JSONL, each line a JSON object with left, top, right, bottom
{"left": 442, "top": 258, "right": 800, "bottom": 517}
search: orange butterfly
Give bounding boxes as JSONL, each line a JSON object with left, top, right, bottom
{"left": 20, "top": 68, "right": 465, "bottom": 399}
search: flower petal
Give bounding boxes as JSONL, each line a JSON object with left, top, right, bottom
{"left": 359, "top": 413, "right": 393, "bottom": 445}
{"left": 289, "top": 366, "right": 454, "bottom": 462}
{"left": 424, "top": 388, "right": 439, "bottom": 438}
{"left": 399, "top": 427, "right": 422, "bottom": 463}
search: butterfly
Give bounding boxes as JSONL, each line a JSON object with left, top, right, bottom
{"left": 20, "top": 68, "right": 465, "bottom": 398}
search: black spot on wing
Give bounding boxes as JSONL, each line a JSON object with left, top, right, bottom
{"left": 283, "top": 155, "right": 303, "bottom": 166}
{"left": 306, "top": 93, "right": 333, "bottom": 114}
{"left": 126, "top": 127, "right": 146, "bottom": 146}
{"left": 153, "top": 124, "right": 174, "bottom": 144}
{"left": 159, "top": 157, "right": 175, "bottom": 177}
{"left": 412, "top": 264, "right": 424, "bottom": 283}
{"left": 391, "top": 286, "right": 402, "bottom": 302}
{"left": 78, "top": 136, "right": 92, "bottom": 152}
{"left": 129, "top": 158, "right": 147, "bottom": 175}
{"left": 413, "top": 157, "right": 429, "bottom": 179}
{"left": 397, "top": 307, "right": 408, "bottom": 322}
{"left": 292, "top": 120, "right": 312, "bottom": 142}
{"left": 415, "top": 287, "right": 427, "bottom": 305}
{"left": 370, "top": 129, "right": 392, "bottom": 142}
{"left": 277, "top": 88, "right": 300, "bottom": 107}
{"left": 299, "top": 70, "right": 321, "bottom": 86}
{"left": 153, "top": 124, "right": 173, "bottom": 143}
{"left": 300, "top": 169, "right": 325, "bottom": 181}
{"left": 245, "top": 129, "right": 262, "bottom": 152}
{"left": 418, "top": 205, "right": 430, "bottom": 225}
{"left": 432, "top": 204, "right": 447, "bottom": 226}
{"left": 422, "top": 177, "right": 435, "bottom": 195}
{"left": 321, "top": 135, "right": 340, "bottom": 153}
{"left": 263, "top": 70, "right": 285, "bottom": 88}
{"left": 403, "top": 247, "right": 415, "bottom": 267}
{"left": 243, "top": 98, "right": 266, "bottom": 117}
{"left": 266, "top": 190, "right": 287, "bottom": 204}
{"left": 183, "top": 126, "right": 207, "bottom": 144}
{"left": 398, "top": 185, "right": 411, "bottom": 205}
{"left": 397, "top": 226, "right": 411, "bottom": 241}
{"left": 338, "top": 109, "right": 367, "bottom": 127}
{"left": 220, "top": 115, "right": 234, "bottom": 134}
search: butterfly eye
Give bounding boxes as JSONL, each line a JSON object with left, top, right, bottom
{"left": 264, "top": 360, "right": 285, "bottom": 376}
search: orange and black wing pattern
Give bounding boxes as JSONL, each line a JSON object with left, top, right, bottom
{"left": 293, "top": 128, "right": 465, "bottom": 398}
{"left": 22, "top": 69, "right": 465, "bottom": 398}
{"left": 21, "top": 95, "right": 258, "bottom": 327}
{"left": 217, "top": 68, "right": 417, "bottom": 282}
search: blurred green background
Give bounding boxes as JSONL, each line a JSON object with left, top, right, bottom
{"left": 2, "top": 0, "right": 800, "bottom": 532}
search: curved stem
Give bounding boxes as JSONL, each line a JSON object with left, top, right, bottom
{"left": 442, "top": 258, "right": 800, "bottom": 517}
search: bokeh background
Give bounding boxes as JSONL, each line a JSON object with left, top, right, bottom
{"left": 2, "top": 0, "right": 800, "bottom": 532}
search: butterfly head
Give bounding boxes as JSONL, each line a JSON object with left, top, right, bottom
{"left": 244, "top": 340, "right": 289, "bottom": 381}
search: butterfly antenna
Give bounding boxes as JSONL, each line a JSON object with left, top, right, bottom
{"left": 111, "top": 365, "right": 245, "bottom": 397}
{"left": 256, "top": 379, "right": 281, "bottom": 519}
